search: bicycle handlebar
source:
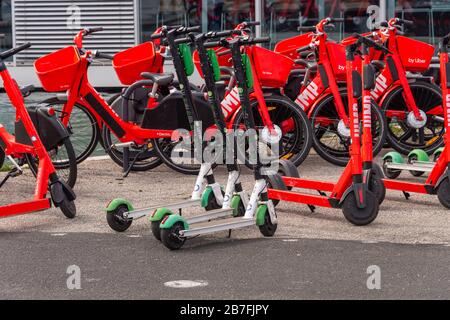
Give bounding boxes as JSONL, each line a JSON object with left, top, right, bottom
{"left": 0, "top": 42, "right": 31, "bottom": 60}
{"left": 297, "top": 44, "right": 313, "bottom": 53}
{"left": 95, "top": 51, "right": 114, "bottom": 60}
{"left": 151, "top": 25, "right": 201, "bottom": 40}
{"left": 351, "top": 33, "right": 390, "bottom": 54}
{"left": 242, "top": 21, "right": 260, "bottom": 27}
{"left": 297, "top": 26, "right": 316, "bottom": 32}
{"left": 84, "top": 27, "right": 104, "bottom": 35}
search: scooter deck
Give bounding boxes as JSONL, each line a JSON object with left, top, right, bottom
{"left": 382, "top": 179, "right": 429, "bottom": 194}
{"left": 126, "top": 198, "right": 201, "bottom": 220}
{"left": 0, "top": 198, "right": 51, "bottom": 218}
{"left": 186, "top": 208, "right": 234, "bottom": 225}
{"left": 180, "top": 217, "right": 255, "bottom": 237}
{"left": 385, "top": 163, "right": 434, "bottom": 172}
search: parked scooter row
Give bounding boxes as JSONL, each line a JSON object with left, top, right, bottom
{"left": 1, "top": 20, "right": 449, "bottom": 251}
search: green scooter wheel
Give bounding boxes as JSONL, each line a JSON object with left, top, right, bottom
{"left": 161, "top": 222, "right": 186, "bottom": 250}
{"left": 257, "top": 205, "right": 277, "bottom": 237}
{"left": 106, "top": 205, "right": 132, "bottom": 232}
{"left": 382, "top": 156, "right": 401, "bottom": 179}
{"left": 408, "top": 154, "right": 425, "bottom": 177}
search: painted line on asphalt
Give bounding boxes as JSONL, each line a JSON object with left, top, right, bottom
{"left": 164, "top": 280, "right": 209, "bottom": 289}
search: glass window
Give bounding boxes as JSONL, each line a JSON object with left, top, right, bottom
{"left": 0, "top": 0, "right": 12, "bottom": 54}
{"left": 263, "top": 0, "right": 381, "bottom": 47}
{"left": 139, "top": 0, "right": 255, "bottom": 42}
{"left": 395, "top": 0, "right": 450, "bottom": 45}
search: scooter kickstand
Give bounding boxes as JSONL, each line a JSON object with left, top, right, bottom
{"left": 402, "top": 191, "right": 411, "bottom": 200}
{"left": 307, "top": 204, "right": 316, "bottom": 213}
{"left": 123, "top": 148, "right": 147, "bottom": 178}
{"left": 227, "top": 229, "right": 232, "bottom": 238}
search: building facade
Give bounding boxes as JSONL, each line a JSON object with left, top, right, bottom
{"left": 0, "top": 0, "right": 448, "bottom": 87}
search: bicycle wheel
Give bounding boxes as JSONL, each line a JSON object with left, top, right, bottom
{"left": 101, "top": 125, "right": 163, "bottom": 171}
{"left": 382, "top": 81, "right": 444, "bottom": 155}
{"left": 151, "top": 137, "right": 203, "bottom": 175}
{"left": 231, "top": 94, "right": 313, "bottom": 168}
{"left": 26, "top": 137, "right": 77, "bottom": 188}
{"left": 310, "top": 90, "right": 387, "bottom": 166}
{"left": 42, "top": 98, "right": 100, "bottom": 164}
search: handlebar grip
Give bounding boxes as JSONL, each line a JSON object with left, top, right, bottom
{"left": 379, "top": 21, "right": 389, "bottom": 28}
{"left": 204, "top": 41, "right": 222, "bottom": 49}
{"left": 151, "top": 33, "right": 163, "bottom": 40}
{"left": 297, "top": 26, "right": 316, "bottom": 32}
{"left": 174, "top": 37, "right": 192, "bottom": 45}
{"left": 330, "top": 18, "right": 345, "bottom": 23}
{"left": 96, "top": 51, "right": 114, "bottom": 60}
{"left": 0, "top": 42, "right": 31, "bottom": 60}
{"left": 297, "top": 44, "right": 313, "bottom": 53}
{"left": 218, "top": 49, "right": 231, "bottom": 56}
{"left": 186, "top": 26, "right": 201, "bottom": 33}
{"left": 86, "top": 27, "right": 104, "bottom": 35}
{"left": 401, "top": 19, "right": 414, "bottom": 27}
{"left": 244, "top": 21, "right": 260, "bottom": 27}
{"left": 214, "top": 30, "right": 241, "bottom": 38}
{"left": 248, "top": 36, "right": 270, "bottom": 44}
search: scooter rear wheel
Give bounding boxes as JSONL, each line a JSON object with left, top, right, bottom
{"left": 342, "top": 190, "right": 379, "bottom": 226}
{"left": 106, "top": 205, "right": 133, "bottom": 232}
{"left": 161, "top": 222, "right": 186, "bottom": 250}
{"left": 437, "top": 178, "right": 450, "bottom": 209}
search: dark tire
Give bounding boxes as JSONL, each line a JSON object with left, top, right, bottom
{"left": 26, "top": 137, "right": 77, "bottom": 188}
{"left": 102, "top": 125, "right": 163, "bottom": 171}
{"left": 382, "top": 157, "right": 401, "bottom": 179}
{"left": 233, "top": 198, "right": 246, "bottom": 217}
{"left": 437, "top": 178, "right": 450, "bottom": 209}
{"left": 59, "top": 198, "right": 76, "bottom": 219}
{"left": 369, "top": 167, "right": 386, "bottom": 205}
{"left": 310, "top": 90, "right": 387, "bottom": 166}
{"left": 265, "top": 173, "right": 287, "bottom": 207}
{"left": 408, "top": 155, "right": 425, "bottom": 177}
{"left": 204, "top": 189, "right": 224, "bottom": 211}
{"left": 161, "top": 221, "right": 186, "bottom": 250}
{"left": 258, "top": 208, "right": 278, "bottom": 237}
{"left": 151, "top": 221, "right": 162, "bottom": 241}
{"left": 0, "top": 147, "right": 5, "bottom": 169}
{"left": 382, "top": 82, "right": 444, "bottom": 155}
{"left": 42, "top": 98, "right": 100, "bottom": 164}
{"left": 232, "top": 94, "right": 313, "bottom": 168}
{"left": 342, "top": 190, "right": 379, "bottom": 226}
{"left": 106, "top": 205, "right": 133, "bottom": 232}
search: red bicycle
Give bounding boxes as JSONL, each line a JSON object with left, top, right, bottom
{"left": 364, "top": 18, "right": 444, "bottom": 156}
{"left": 274, "top": 18, "right": 387, "bottom": 166}
{"left": 0, "top": 43, "right": 76, "bottom": 218}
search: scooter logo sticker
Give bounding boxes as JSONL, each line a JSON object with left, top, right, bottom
{"left": 371, "top": 74, "right": 388, "bottom": 100}
{"left": 194, "top": 184, "right": 200, "bottom": 192}
{"left": 352, "top": 102, "right": 360, "bottom": 137}
{"left": 295, "top": 80, "right": 320, "bottom": 110}
{"left": 362, "top": 96, "right": 371, "bottom": 128}
{"left": 220, "top": 87, "right": 240, "bottom": 118}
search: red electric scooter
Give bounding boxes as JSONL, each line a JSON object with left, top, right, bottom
{"left": 268, "top": 34, "right": 388, "bottom": 226}
{"left": 0, "top": 43, "right": 76, "bottom": 218}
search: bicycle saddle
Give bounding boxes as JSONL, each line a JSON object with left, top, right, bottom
{"left": 140, "top": 72, "right": 174, "bottom": 86}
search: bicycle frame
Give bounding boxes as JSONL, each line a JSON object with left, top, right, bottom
{"left": 0, "top": 51, "right": 56, "bottom": 216}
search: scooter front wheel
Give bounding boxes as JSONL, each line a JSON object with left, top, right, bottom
{"left": 437, "top": 178, "right": 450, "bottom": 209}
{"left": 161, "top": 222, "right": 186, "bottom": 250}
{"left": 106, "top": 205, "right": 133, "bottom": 232}
{"left": 258, "top": 205, "right": 278, "bottom": 237}
{"left": 59, "top": 198, "right": 76, "bottom": 219}
{"left": 369, "top": 164, "right": 386, "bottom": 205}
{"left": 342, "top": 190, "right": 379, "bottom": 226}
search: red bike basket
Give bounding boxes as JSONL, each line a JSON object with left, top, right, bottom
{"left": 252, "top": 46, "right": 294, "bottom": 87}
{"left": 34, "top": 46, "right": 81, "bottom": 92}
{"left": 274, "top": 32, "right": 314, "bottom": 60}
{"left": 113, "top": 42, "right": 160, "bottom": 85}
{"left": 396, "top": 36, "right": 434, "bottom": 72}
{"left": 326, "top": 42, "right": 347, "bottom": 81}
